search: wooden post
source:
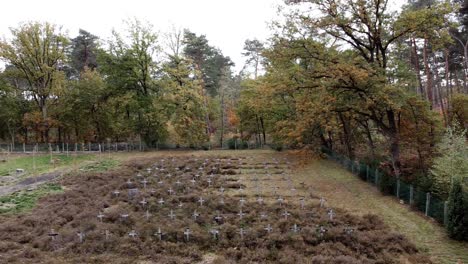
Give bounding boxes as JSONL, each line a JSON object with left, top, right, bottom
{"left": 409, "top": 185, "right": 414, "bottom": 205}
{"left": 443, "top": 201, "right": 449, "bottom": 227}
{"left": 425, "top": 192, "right": 431, "bottom": 216}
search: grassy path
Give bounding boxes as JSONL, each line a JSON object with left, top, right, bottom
{"left": 295, "top": 158, "right": 468, "bottom": 264}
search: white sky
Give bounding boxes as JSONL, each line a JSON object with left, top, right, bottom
{"left": 0, "top": 0, "right": 406, "bottom": 73}
{"left": 0, "top": 0, "right": 284, "bottom": 72}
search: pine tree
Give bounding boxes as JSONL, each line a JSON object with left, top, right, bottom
{"left": 446, "top": 178, "right": 468, "bottom": 241}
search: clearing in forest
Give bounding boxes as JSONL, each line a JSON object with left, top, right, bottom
{"left": 0, "top": 150, "right": 459, "bottom": 263}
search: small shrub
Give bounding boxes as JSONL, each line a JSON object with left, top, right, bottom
{"left": 446, "top": 179, "right": 468, "bottom": 241}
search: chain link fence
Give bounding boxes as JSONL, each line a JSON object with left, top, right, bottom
{"left": 322, "top": 147, "right": 449, "bottom": 226}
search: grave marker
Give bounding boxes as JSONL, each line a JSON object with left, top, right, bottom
{"left": 77, "top": 231, "right": 85, "bottom": 243}
{"left": 155, "top": 227, "right": 164, "bottom": 241}
{"left": 184, "top": 228, "right": 192, "bottom": 242}
{"left": 264, "top": 224, "right": 273, "bottom": 233}
{"left": 328, "top": 209, "right": 335, "bottom": 221}
{"left": 128, "top": 230, "right": 138, "bottom": 239}
{"left": 97, "top": 211, "right": 105, "bottom": 222}
{"left": 48, "top": 229, "right": 59, "bottom": 240}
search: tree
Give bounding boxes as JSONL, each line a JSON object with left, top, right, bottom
{"left": 430, "top": 123, "right": 468, "bottom": 197}
{"left": 162, "top": 55, "right": 207, "bottom": 147}
{"left": 70, "top": 29, "right": 99, "bottom": 74}
{"left": 99, "top": 18, "right": 166, "bottom": 146}
{"left": 0, "top": 22, "right": 68, "bottom": 142}
{"left": 446, "top": 177, "right": 468, "bottom": 241}
{"left": 0, "top": 75, "right": 24, "bottom": 144}
{"left": 282, "top": 0, "right": 452, "bottom": 176}
{"left": 242, "top": 39, "right": 264, "bottom": 79}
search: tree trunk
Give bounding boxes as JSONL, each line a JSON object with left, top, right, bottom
{"left": 338, "top": 112, "right": 354, "bottom": 159}
{"left": 411, "top": 38, "right": 425, "bottom": 97}
{"left": 423, "top": 38, "right": 434, "bottom": 108}
{"left": 386, "top": 110, "right": 401, "bottom": 177}
{"left": 260, "top": 116, "right": 266, "bottom": 144}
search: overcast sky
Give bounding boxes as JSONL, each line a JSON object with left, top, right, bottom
{"left": 0, "top": 0, "right": 285, "bottom": 72}
{"left": 0, "top": 0, "right": 405, "bottom": 73}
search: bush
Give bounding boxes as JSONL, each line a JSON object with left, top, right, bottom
{"left": 446, "top": 179, "right": 468, "bottom": 241}
{"left": 227, "top": 138, "right": 248, "bottom": 150}
{"left": 378, "top": 172, "right": 396, "bottom": 195}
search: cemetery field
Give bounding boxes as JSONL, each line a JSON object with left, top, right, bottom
{"left": 0, "top": 150, "right": 463, "bottom": 263}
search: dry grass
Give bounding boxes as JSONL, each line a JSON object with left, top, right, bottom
{"left": 294, "top": 157, "right": 468, "bottom": 264}
{"left": 0, "top": 149, "right": 432, "bottom": 263}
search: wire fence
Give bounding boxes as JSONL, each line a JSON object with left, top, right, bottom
{"left": 322, "top": 147, "right": 449, "bottom": 226}
{"left": 0, "top": 142, "right": 194, "bottom": 153}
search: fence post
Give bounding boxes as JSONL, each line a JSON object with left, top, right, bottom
{"left": 23, "top": 143, "right": 26, "bottom": 153}
{"left": 396, "top": 179, "right": 400, "bottom": 199}
{"left": 409, "top": 185, "right": 414, "bottom": 205}
{"left": 425, "top": 192, "right": 431, "bottom": 216}
{"left": 443, "top": 201, "right": 449, "bottom": 227}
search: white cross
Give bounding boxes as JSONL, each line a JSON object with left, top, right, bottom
{"left": 291, "top": 224, "right": 300, "bottom": 233}
{"left": 257, "top": 196, "right": 264, "bottom": 204}
{"left": 239, "top": 197, "right": 246, "bottom": 207}
{"left": 277, "top": 196, "right": 285, "bottom": 205}
{"left": 140, "top": 198, "right": 148, "bottom": 207}
{"left": 300, "top": 198, "right": 306, "bottom": 210}
{"left": 168, "top": 210, "right": 176, "bottom": 220}
{"left": 264, "top": 224, "right": 273, "bottom": 233}
{"left": 328, "top": 209, "right": 335, "bottom": 221}
{"left": 120, "top": 213, "right": 129, "bottom": 221}
{"left": 178, "top": 201, "right": 183, "bottom": 208}
{"left": 237, "top": 210, "right": 246, "bottom": 219}
{"left": 141, "top": 179, "right": 148, "bottom": 189}
{"left": 198, "top": 197, "right": 205, "bottom": 206}
{"left": 184, "top": 228, "right": 192, "bottom": 241}
{"left": 344, "top": 226, "right": 354, "bottom": 235}
{"left": 155, "top": 227, "right": 164, "bottom": 241}
{"left": 207, "top": 179, "right": 212, "bottom": 186}
{"left": 318, "top": 226, "right": 327, "bottom": 238}
{"left": 190, "top": 178, "right": 196, "bottom": 185}
{"left": 192, "top": 210, "right": 200, "bottom": 220}
{"left": 48, "top": 229, "right": 59, "bottom": 240}
{"left": 175, "top": 180, "right": 182, "bottom": 185}
{"left": 158, "top": 198, "right": 165, "bottom": 206}
{"left": 282, "top": 210, "right": 291, "bottom": 220}
{"left": 260, "top": 212, "right": 268, "bottom": 220}
{"left": 97, "top": 212, "right": 105, "bottom": 222}
{"left": 239, "top": 228, "right": 247, "bottom": 239}
{"left": 158, "top": 179, "right": 164, "bottom": 185}
{"left": 77, "top": 231, "right": 85, "bottom": 243}
{"left": 112, "top": 190, "right": 120, "bottom": 196}
{"left": 126, "top": 179, "right": 132, "bottom": 186}
{"left": 219, "top": 186, "right": 225, "bottom": 193}
{"left": 128, "top": 230, "right": 138, "bottom": 239}
{"left": 105, "top": 230, "right": 110, "bottom": 240}
{"left": 168, "top": 188, "right": 175, "bottom": 195}
{"left": 214, "top": 212, "right": 223, "bottom": 222}
{"left": 210, "top": 229, "right": 219, "bottom": 239}
{"left": 320, "top": 197, "right": 326, "bottom": 208}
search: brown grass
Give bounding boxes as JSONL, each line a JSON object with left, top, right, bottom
{"left": 0, "top": 150, "right": 433, "bottom": 263}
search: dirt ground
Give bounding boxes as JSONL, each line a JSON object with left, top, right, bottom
{"left": 0, "top": 150, "right": 441, "bottom": 263}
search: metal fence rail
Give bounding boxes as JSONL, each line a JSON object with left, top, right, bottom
{"left": 322, "top": 148, "right": 449, "bottom": 227}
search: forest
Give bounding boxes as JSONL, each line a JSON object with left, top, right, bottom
{"left": 0, "top": 0, "right": 467, "bottom": 240}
